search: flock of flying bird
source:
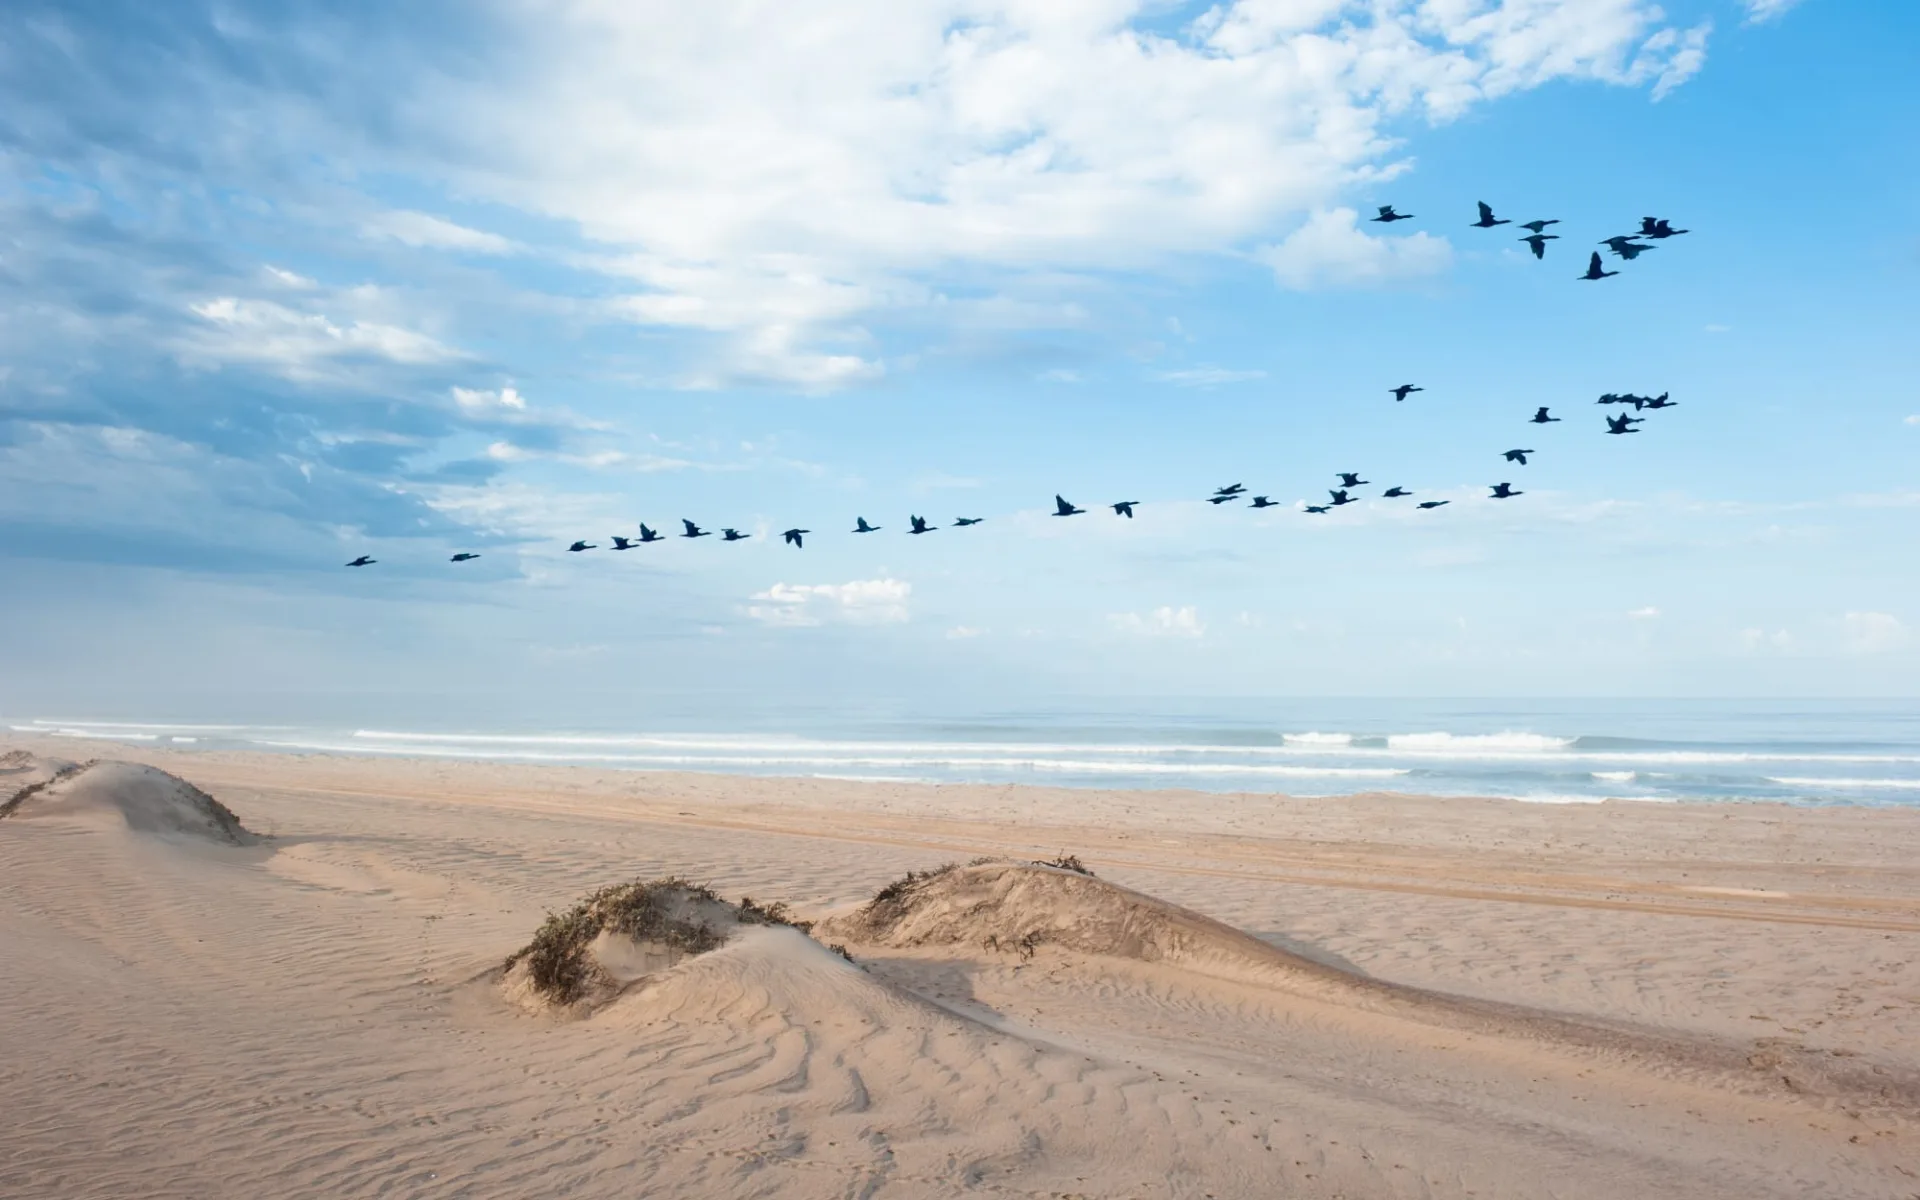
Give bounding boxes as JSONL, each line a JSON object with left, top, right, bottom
{"left": 342, "top": 201, "right": 1690, "bottom": 568}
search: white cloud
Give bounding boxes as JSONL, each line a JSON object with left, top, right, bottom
{"left": 1738, "top": 627, "right": 1794, "bottom": 654}
{"left": 1109, "top": 606, "right": 1206, "bottom": 638}
{"left": 483, "top": 441, "right": 691, "bottom": 472}
{"left": 746, "top": 578, "right": 912, "bottom": 626}
{"left": 1905, "top": 415, "right": 1920, "bottom": 427}
{"left": 454, "top": 385, "right": 528, "bottom": 413}
{"left": 1039, "top": 368, "right": 1084, "bottom": 384}
{"left": 945, "top": 625, "right": 984, "bottom": 640}
{"left": 181, "top": 296, "right": 459, "bottom": 379}
{"left": 1842, "top": 612, "right": 1910, "bottom": 655}
{"left": 409, "top": 1, "right": 1705, "bottom": 385}
{"left": 1154, "top": 366, "right": 1268, "bottom": 387}
{"left": 1627, "top": 606, "right": 1660, "bottom": 619}
{"left": 1256, "top": 208, "right": 1453, "bottom": 291}
{"left": 364, "top": 210, "right": 516, "bottom": 255}
{"left": 1742, "top": 0, "right": 1805, "bottom": 24}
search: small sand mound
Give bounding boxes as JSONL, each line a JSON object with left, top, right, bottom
{"left": 2, "top": 760, "right": 255, "bottom": 844}
{"left": 500, "top": 879, "right": 846, "bottom": 1016}
{"left": 0, "top": 750, "right": 81, "bottom": 817}
{"left": 820, "top": 859, "right": 1328, "bottom": 986}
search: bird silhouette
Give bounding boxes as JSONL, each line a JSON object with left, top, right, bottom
{"left": 1329, "top": 489, "right": 1356, "bottom": 506}
{"left": 1472, "top": 201, "right": 1511, "bottom": 228}
{"left": 853, "top": 517, "right": 880, "bottom": 533}
{"left": 909, "top": 515, "right": 934, "bottom": 535}
{"left": 345, "top": 555, "right": 376, "bottom": 567}
{"left": 1490, "top": 482, "right": 1522, "bottom": 499}
{"left": 1372, "top": 205, "right": 1414, "bottom": 223}
{"left": 1390, "top": 384, "right": 1424, "bottom": 401}
{"left": 1054, "top": 494, "right": 1085, "bottom": 517}
{"left": 1337, "top": 472, "right": 1369, "bottom": 488}
{"left": 1518, "top": 219, "right": 1560, "bottom": 234}
{"left": 1520, "top": 233, "right": 1558, "bottom": 259}
{"left": 1531, "top": 407, "right": 1560, "bottom": 424}
{"left": 1207, "top": 494, "right": 1236, "bottom": 505}
{"left": 953, "top": 517, "right": 983, "bottom": 527}
{"left": 1417, "top": 500, "right": 1451, "bottom": 509}
{"left": 1606, "top": 413, "right": 1643, "bottom": 435}
{"left": 1382, "top": 487, "right": 1412, "bottom": 498}
{"left": 1249, "top": 495, "right": 1279, "bottom": 508}
{"left": 636, "top": 523, "right": 664, "bottom": 543}
{"left": 1112, "top": 501, "right": 1138, "bottom": 518}
{"left": 567, "top": 541, "right": 595, "bottom": 552}
{"left": 1600, "top": 235, "right": 1647, "bottom": 255}
{"left": 610, "top": 535, "right": 636, "bottom": 550}
{"left": 1639, "top": 217, "right": 1689, "bottom": 239}
{"left": 1640, "top": 392, "right": 1677, "bottom": 410}
{"left": 680, "top": 520, "right": 709, "bottom": 539}
{"left": 1213, "top": 483, "right": 1246, "bottom": 496}
{"left": 782, "top": 528, "right": 808, "bottom": 548}
{"left": 1580, "top": 251, "right": 1619, "bottom": 281}
{"left": 1504, "top": 449, "right": 1535, "bottom": 465}
{"left": 721, "top": 528, "right": 748, "bottom": 542}
{"left": 450, "top": 552, "right": 480, "bottom": 562}
{"left": 1304, "top": 504, "right": 1331, "bottom": 514}
{"left": 1596, "top": 393, "right": 1628, "bottom": 406}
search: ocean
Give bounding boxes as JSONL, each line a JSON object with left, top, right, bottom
{"left": 9, "top": 698, "right": 1920, "bottom": 807}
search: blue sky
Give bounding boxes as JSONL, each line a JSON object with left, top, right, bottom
{"left": 2, "top": 0, "right": 1916, "bottom": 720}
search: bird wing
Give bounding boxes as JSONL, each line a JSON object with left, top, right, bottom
{"left": 1478, "top": 201, "right": 1494, "bottom": 222}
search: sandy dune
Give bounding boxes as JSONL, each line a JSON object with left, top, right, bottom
{"left": 3, "top": 736, "right": 1918, "bottom": 1198}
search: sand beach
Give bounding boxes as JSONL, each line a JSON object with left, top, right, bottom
{"left": 4, "top": 733, "right": 1918, "bottom": 1198}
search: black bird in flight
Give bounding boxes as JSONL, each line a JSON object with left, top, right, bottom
{"left": 1054, "top": 494, "right": 1086, "bottom": 517}
{"left": 1207, "top": 493, "right": 1236, "bottom": 505}
{"left": 1382, "top": 486, "right": 1412, "bottom": 498}
{"left": 1600, "top": 235, "right": 1647, "bottom": 255}
{"left": 1372, "top": 205, "right": 1414, "bottom": 223}
{"left": 1504, "top": 449, "right": 1535, "bottom": 465}
{"left": 1249, "top": 495, "right": 1279, "bottom": 508}
{"left": 680, "top": 520, "right": 709, "bottom": 539}
{"left": 1639, "top": 217, "right": 1689, "bottom": 239}
{"left": 1390, "top": 384, "right": 1423, "bottom": 401}
{"left": 909, "top": 515, "right": 934, "bottom": 535}
{"left": 853, "top": 517, "right": 880, "bottom": 533}
{"left": 636, "top": 523, "right": 663, "bottom": 543}
{"left": 1490, "top": 482, "right": 1522, "bottom": 499}
{"left": 345, "top": 555, "right": 376, "bottom": 567}
{"left": 1304, "top": 504, "right": 1331, "bottom": 514}
{"left": 1418, "top": 500, "right": 1451, "bottom": 509}
{"left": 721, "top": 528, "right": 748, "bottom": 542}
{"left": 1329, "top": 489, "right": 1357, "bottom": 506}
{"left": 1520, "top": 233, "right": 1558, "bottom": 259}
{"left": 1640, "top": 392, "right": 1677, "bottom": 409}
{"left": 567, "top": 540, "right": 595, "bottom": 552}
{"left": 1596, "top": 393, "right": 1628, "bottom": 406}
{"left": 953, "top": 517, "right": 983, "bottom": 527}
{"left": 1607, "top": 413, "right": 1643, "bottom": 435}
{"left": 610, "top": 536, "right": 637, "bottom": 550}
{"left": 1531, "top": 407, "right": 1561, "bottom": 424}
{"left": 1213, "top": 482, "right": 1247, "bottom": 496}
{"left": 782, "top": 528, "right": 809, "bottom": 548}
{"left": 1472, "top": 201, "right": 1511, "bottom": 228}
{"left": 1112, "top": 501, "right": 1138, "bottom": 518}
{"left": 450, "top": 552, "right": 480, "bottom": 562}
{"left": 1580, "top": 251, "right": 1619, "bottom": 281}
{"left": 1517, "top": 219, "right": 1560, "bottom": 234}
{"left": 1337, "top": 472, "right": 1369, "bottom": 488}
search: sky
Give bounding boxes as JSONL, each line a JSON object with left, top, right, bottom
{"left": 1, "top": 0, "right": 1916, "bottom": 722}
